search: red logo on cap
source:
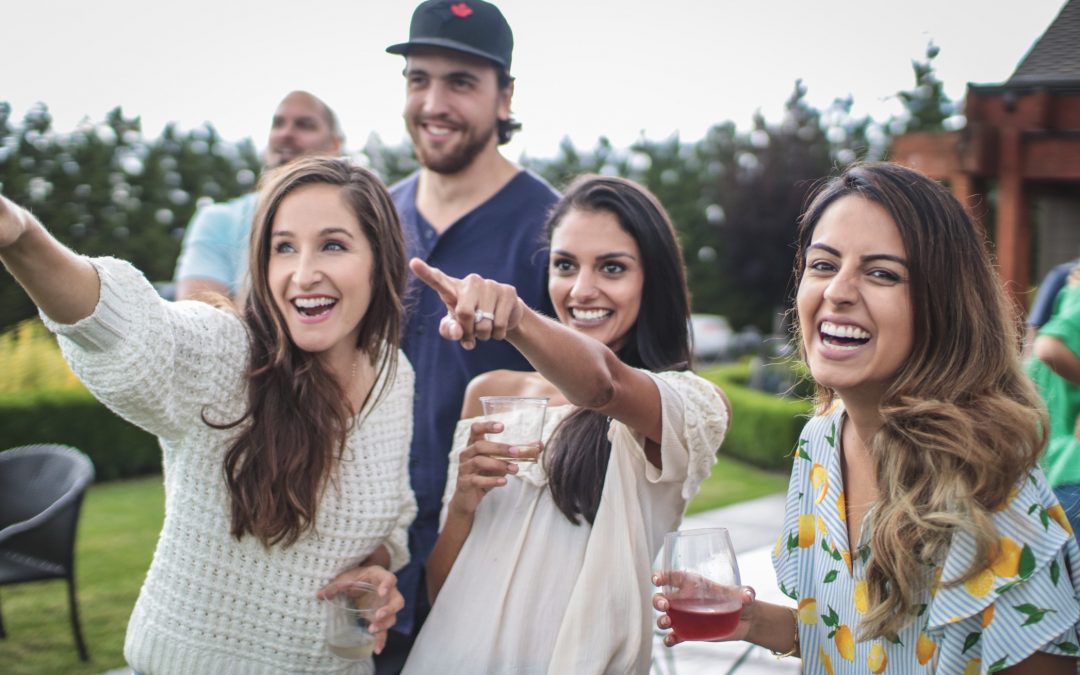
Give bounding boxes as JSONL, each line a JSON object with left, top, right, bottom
{"left": 450, "top": 2, "right": 473, "bottom": 17}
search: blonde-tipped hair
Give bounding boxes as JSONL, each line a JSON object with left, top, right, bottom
{"left": 792, "top": 162, "right": 1046, "bottom": 639}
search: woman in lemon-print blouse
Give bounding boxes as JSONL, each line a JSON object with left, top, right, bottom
{"left": 777, "top": 407, "right": 1079, "bottom": 673}
{"left": 653, "top": 163, "right": 1080, "bottom": 674}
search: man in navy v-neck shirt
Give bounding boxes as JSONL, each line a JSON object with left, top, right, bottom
{"left": 379, "top": 1, "right": 559, "bottom": 670}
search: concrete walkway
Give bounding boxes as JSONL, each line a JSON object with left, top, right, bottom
{"left": 100, "top": 494, "right": 798, "bottom": 675}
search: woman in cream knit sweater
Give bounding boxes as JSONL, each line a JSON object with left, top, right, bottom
{"left": 0, "top": 158, "right": 416, "bottom": 674}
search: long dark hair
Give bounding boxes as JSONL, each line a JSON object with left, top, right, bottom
{"left": 792, "top": 162, "right": 1044, "bottom": 638}
{"left": 210, "top": 157, "right": 406, "bottom": 547}
{"left": 543, "top": 175, "right": 692, "bottom": 525}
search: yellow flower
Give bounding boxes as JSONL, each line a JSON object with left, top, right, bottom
{"left": 1048, "top": 504, "right": 1073, "bottom": 535}
{"left": 798, "top": 514, "right": 816, "bottom": 548}
{"left": 818, "top": 515, "right": 828, "bottom": 535}
{"left": 989, "top": 537, "right": 1021, "bottom": 578}
{"left": 854, "top": 580, "right": 869, "bottom": 614}
{"left": 835, "top": 624, "right": 855, "bottom": 661}
{"left": 962, "top": 658, "right": 981, "bottom": 675}
{"left": 820, "top": 645, "right": 835, "bottom": 675}
{"left": 963, "top": 568, "right": 994, "bottom": 598}
{"left": 837, "top": 492, "right": 846, "bottom": 521}
{"left": 840, "top": 549, "right": 851, "bottom": 571}
{"left": 916, "top": 632, "right": 936, "bottom": 665}
{"left": 798, "top": 598, "right": 818, "bottom": 625}
{"left": 867, "top": 643, "right": 888, "bottom": 674}
{"left": 811, "top": 463, "right": 829, "bottom": 504}
{"left": 981, "top": 604, "right": 995, "bottom": 628}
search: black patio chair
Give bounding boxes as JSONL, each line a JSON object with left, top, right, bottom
{"left": 0, "top": 444, "right": 95, "bottom": 661}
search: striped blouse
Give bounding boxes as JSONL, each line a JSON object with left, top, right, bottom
{"left": 772, "top": 406, "right": 1080, "bottom": 674}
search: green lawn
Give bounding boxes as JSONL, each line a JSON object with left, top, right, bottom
{"left": 0, "top": 475, "right": 163, "bottom": 675}
{"left": 0, "top": 455, "right": 786, "bottom": 674}
{"left": 687, "top": 454, "right": 789, "bottom": 514}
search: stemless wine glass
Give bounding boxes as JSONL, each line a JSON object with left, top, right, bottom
{"left": 324, "top": 582, "right": 379, "bottom": 660}
{"left": 479, "top": 396, "right": 548, "bottom": 464}
{"left": 662, "top": 527, "right": 743, "bottom": 641}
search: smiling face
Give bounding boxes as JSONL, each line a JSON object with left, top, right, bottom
{"left": 403, "top": 47, "right": 510, "bottom": 174}
{"left": 797, "top": 195, "right": 914, "bottom": 408}
{"left": 548, "top": 208, "right": 644, "bottom": 351}
{"left": 267, "top": 183, "right": 374, "bottom": 361}
{"left": 265, "top": 92, "right": 341, "bottom": 169}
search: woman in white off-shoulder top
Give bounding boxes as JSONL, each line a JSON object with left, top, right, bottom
{"left": 399, "top": 175, "right": 731, "bottom": 675}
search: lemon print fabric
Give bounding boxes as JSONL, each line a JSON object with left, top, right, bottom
{"left": 773, "top": 406, "right": 1080, "bottom": 674}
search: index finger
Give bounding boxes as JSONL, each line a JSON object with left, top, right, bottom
{"left": 469, "top": 420, "right": 503, "bottom": 443}
{"left": 410, "top": 258, "right": 461, "bottom": 307}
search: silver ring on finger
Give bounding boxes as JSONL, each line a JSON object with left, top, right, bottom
{"left": 474, "top": 309, "right": 495, "bottom": 323}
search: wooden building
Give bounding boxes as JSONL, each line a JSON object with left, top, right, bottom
{"left": 891, "top": 0, "right": 1080, "bottom": 309}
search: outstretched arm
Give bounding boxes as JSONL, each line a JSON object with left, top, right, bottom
{"left": 1033, "top": 334, "right": 1080, "bottom": 386}
{"left": 0, "top": 195, "right": 100, "bottom": 324}
{"left": 410, "top": 258, "right": 663, "bottom": 446}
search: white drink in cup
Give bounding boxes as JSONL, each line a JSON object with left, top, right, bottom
{"left": 479, "top": 396, "right": 548, "bottom": 464}
{"left": 324, "top": 582, "right": 379, "bottom": 660}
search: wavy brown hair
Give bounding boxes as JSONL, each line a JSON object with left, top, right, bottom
{"left": 210, "top": 157, "right": 406, "bottom": 548}
{"left": 792, "top": 162, "right": 1046, "bottom": 639}
{"left": 543, "top": 176, "right": 692, "bottom": 525}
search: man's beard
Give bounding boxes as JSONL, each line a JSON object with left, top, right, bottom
{"left": 410, "top": 118, "right": 497, "bottom": 175}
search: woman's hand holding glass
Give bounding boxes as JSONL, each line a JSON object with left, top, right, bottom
{"left": 409, "top": 258, "right": 525, "bottom": 350}
{"left": 448, "top": 421, "right": 540, "bottom": 518}
{"left": 317, "top": 564, "right": 404, "bottom": 655}
{"left": 651, "top": 572, "right": 758, "bottom": 647}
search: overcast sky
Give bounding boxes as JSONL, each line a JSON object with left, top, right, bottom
{"left": 4, "top": 0, "right": 1068, "bottom": 159}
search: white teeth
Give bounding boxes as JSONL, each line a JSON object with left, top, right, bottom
{"left": 293, "top": 297, "right": 336, "bottom": 309}
{"left": 820, "top": 321, "right": 870, "bottom": 340}
{"left": 571, "top": 308, "right": 613, "bottom": 321}
{"left": 426, "top": 125, "right": 453, "bottom": 136}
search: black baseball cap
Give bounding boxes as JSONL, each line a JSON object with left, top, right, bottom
{"left": 386, "top": 0, "right": 514, "bottom": 72}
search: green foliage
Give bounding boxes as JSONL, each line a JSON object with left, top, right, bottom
{"left": 688, "top": 454, "right": 789, "bottom": 514}
{"left": 701, "top": 362, "right": 813, "bottom": 470}
{"left": 0, "top": 476, "right": 164, "bottom": 674}
{"left": 362, "top": 132, "right": 420, "bottom": 187}
{"left": 0, "top": 102, "right": 260, "bottom": 330}
{"left": 0, "top": 318, "right": 82, "bottom": 394}
{"left": 0, "top": 319, "right": 160, "bottom": 479}
{"left": 0, "top": 388, "right": 159, "bottom": 480}
{"left": 523, "top": 80, "right": 890, "bottom": 331}
{"left": 895, "top": 42, "right": 956, "bottom": 134}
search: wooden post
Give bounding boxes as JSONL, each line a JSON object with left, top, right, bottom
{"left": 996, "top": 127, "right": 1030, "bottom": 312}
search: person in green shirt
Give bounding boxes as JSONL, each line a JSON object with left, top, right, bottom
{"left": 1028, "top": 269, "right": 1080, "bottom": 546}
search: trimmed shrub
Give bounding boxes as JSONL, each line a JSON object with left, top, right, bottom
{"left": 0, "top": 388, "right": 160, "bottom": 481}
{"left": 701, "top": 362, "right": 812, "bottom": 470}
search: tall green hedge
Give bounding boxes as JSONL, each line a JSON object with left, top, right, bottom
{"left": 0, "top": 389, "right": 160, "bottom": 481}
{"left": 700, "top": 362, "right": 813, "bottom": 471}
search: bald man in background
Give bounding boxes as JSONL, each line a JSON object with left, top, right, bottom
{"left": 173, "top": 90, "right": 343, "bottom": 301}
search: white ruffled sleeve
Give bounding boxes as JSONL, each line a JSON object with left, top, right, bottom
{"left": 622, "top": 369, "right": 728, "bottom": 500}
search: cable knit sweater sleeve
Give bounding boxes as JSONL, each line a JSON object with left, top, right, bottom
{"left": 40, "top": 256, "right": 249, "bottom": 443}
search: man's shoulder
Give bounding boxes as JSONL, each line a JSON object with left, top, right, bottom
{"left": 505, "top": 169, "right": 560, "bottom": 204}
{"left": 388, "top": 172, "right": 420, "bottom": 200}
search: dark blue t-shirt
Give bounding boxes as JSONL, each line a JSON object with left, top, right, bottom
{"left": 1028, "top": 259, "right": 1079, "bottom": 328}
{"left": 391, "top": 170, "right": 559, "bottom": 633}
